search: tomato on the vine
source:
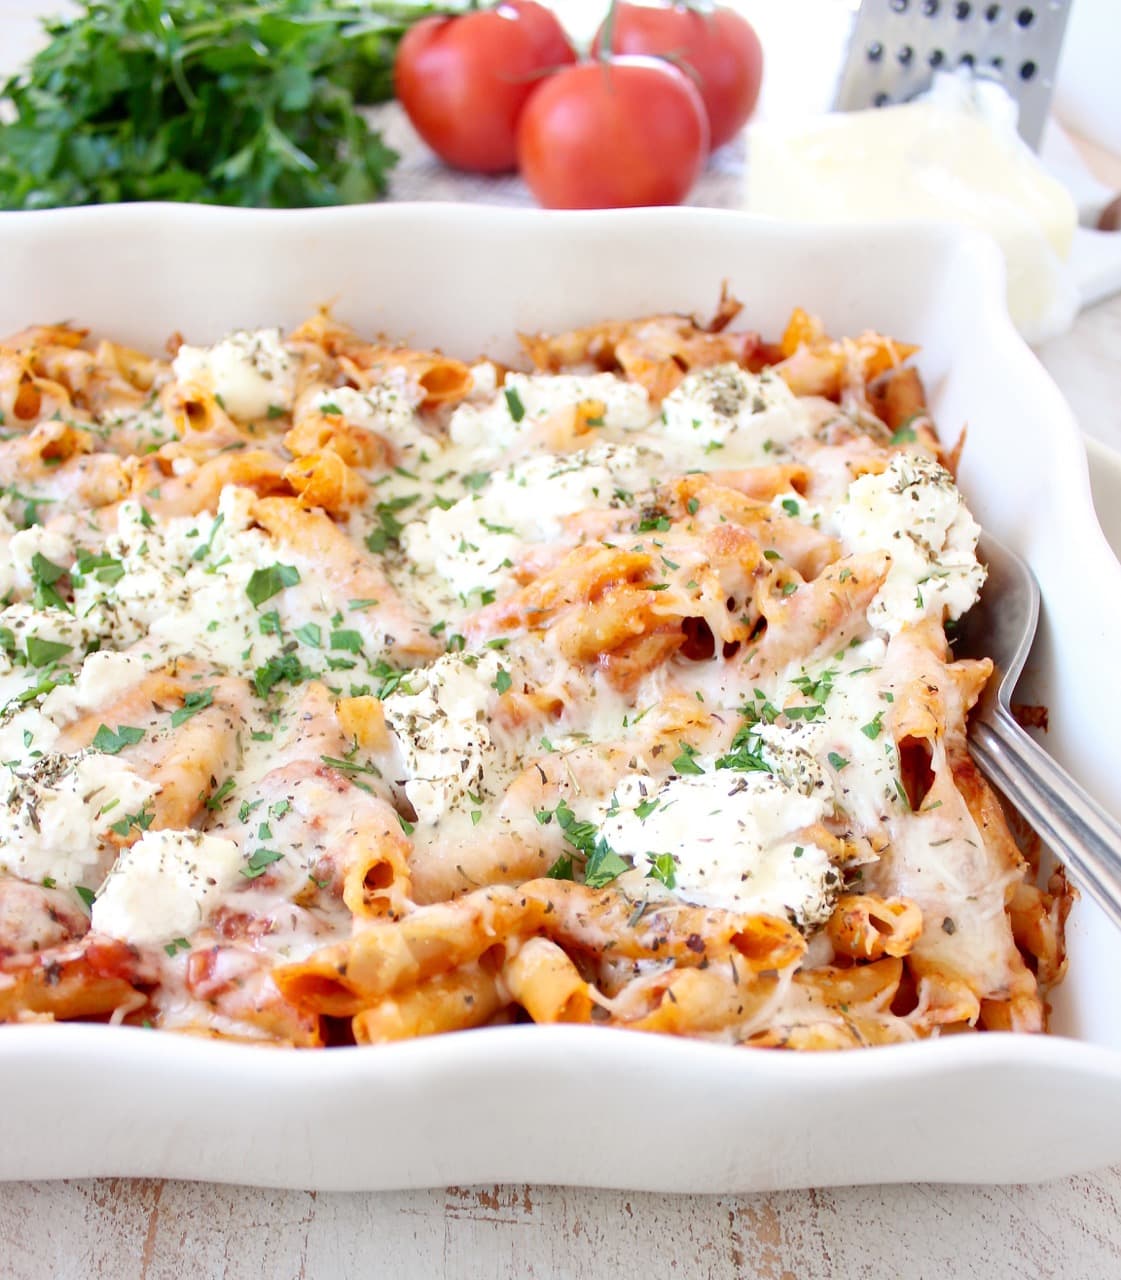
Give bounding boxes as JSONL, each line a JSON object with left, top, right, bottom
{"left": 516, "top": 56, "right": 709, "bottom": 210}
{"left": 394, "top": 2, "right": 575, "bottom": 174}
{"left": 592, "top": 2, "right": 764, "bottom": 150}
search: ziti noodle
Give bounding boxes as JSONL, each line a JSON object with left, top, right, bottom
{"left": 0, "top": 299, "right": 1069, "bottom": 1047}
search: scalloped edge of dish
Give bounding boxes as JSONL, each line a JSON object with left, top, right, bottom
{"left": 1, "top": 205, "right": 1119, "bottom": 1190}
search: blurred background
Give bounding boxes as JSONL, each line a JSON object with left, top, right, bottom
{"left": 1, "top": 0, "right": 1115, "bottom": 157}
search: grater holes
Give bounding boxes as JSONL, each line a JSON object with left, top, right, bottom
{"left": 1019, "top": 59, "right": 1037, "bottom": 80}
{"left": 921, "top": 0, "right": 939, "bottom": 13}
{"left": 897, "top": 44, "right": 914, "bottom": 65}
{"left": 873, "top": 92, "right": 891, "bottom": 107}
{"left": 928, "top": 47, "right": 945, "bottom": 67}
{"left": 955, "top": 1, "right": 972, "bottom": 16}
{"left": 867, "top": 41, "right": 884, "bottom": 61}
{"left": 958, "top": 51, "right": 976, "bottom": 67}
{"left": 1016, "top": 6, "right": 1035, "bottom": 26}
{"left": 889, "top": 0, "right": 908, "bottom": 11}
{"left": 985, "top": 2, "right": 1001, "bottom": 17}
{"left": 990, "top": 54, "right": 1005, "bottom": 69}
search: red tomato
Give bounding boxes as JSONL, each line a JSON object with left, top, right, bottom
{"left": 394, "top": 2, "right": 575, "bottom": 174}
{"left": 593, "top": 2, "right": 763, "bottom": 150}
{"left": 517, "top": 57, "right": 709, "bottom": 210}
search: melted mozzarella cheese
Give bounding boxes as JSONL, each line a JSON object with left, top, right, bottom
{"left": 173, "top": 328, "right": 295, "bottom": 421}
{"left": 311, "top": 374, "right": 432, "bottom": 459}
{"left": 449, "top": 372, "right": 653, "bottom": 455}
{"left": 600, "top": 761, "right": 839, "bottom": 928}
{"left": 402, "top": 444, "right": 656, "bottom": 598}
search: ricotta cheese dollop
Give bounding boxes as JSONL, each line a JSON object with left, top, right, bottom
{"left": 833, "top": 452, "right": 986, "bottom": 634}
{"left": 93, "top": 829, "right": 245, "bottom": 945}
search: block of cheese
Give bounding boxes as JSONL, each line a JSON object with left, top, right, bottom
{"left": 746, "top": 74, "right": 1079, "bottom": 343}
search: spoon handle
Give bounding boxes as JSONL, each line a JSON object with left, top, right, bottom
{"left": 970, "top": 711, "right": 1121, "bottom": 932}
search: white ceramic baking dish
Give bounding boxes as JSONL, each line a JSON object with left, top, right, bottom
{"left": 1, "top": 204, "right": 1119, "bottom": 1191}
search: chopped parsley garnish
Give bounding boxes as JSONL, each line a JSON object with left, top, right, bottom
{"left": 191, "top": 513, "right": 224, "bottom": 563}
{"left": 364, "top": 495, "right": 419, "bottom": 554}
{"left": 539, "top": 798, "right": 628, "bottom": 889}
{"left": 75, "top": 885, "right": 96, "bottom": 909}
{"left": 30, "top": 552, "right": 71, "bottom": 612}
{"left": 110, "top": 803, "right": 154, "bottom": 838}
{"left": 253, "top": 653, "right": 311, "bottom": 698}
{"left": 371, "top": 661, "right": 409, "bottom": 700}
{"left": 294, "top": 622, "right": 323, "bottom": 648}
{"left": 671, "top": 742, "right": 704, "bottom": 776}
{"left": 205, "top": 779, "right": 236, "bottom": 811}
{"left": 492, "top": 666, "right": 512, "bottom": 695}
{"left": 170, "top": 687, "right": 214, "bottom": 727}
{"left": 25, "top": 636, "right": 72, "bottom": 668}
{"left": 241, "top": 848, "right": 284, "bottom": 879}
{"left": 646, "top": 852, "right": 677, "bottom": 889}
{"left": 546, "top": 852, "right": 575, "bottom": 881}
{"left": 828, "top": 751, "right": 849, "bottom": 771}
{"left": 259, "top": 609, "right": 282, "bottom": 636}
{"left": 781, "top": 498, "right": 800, "bottom": 518}
{"left": 330, "top": 629, "right": 363, "bottom": 653}
{"left": 76, "top": 550, "right": 126, "bottom": 584}
{"left": 715, "top": 722, "right": 772, "bottom": 773}
{"left": 636, "top": 511, "right": 671, "bottom": 533}
{"left": 861, "top": 712, "right": 885, "bottom": 740}
{"left": 246, "top": 562, "right": 300, "bottom": 608}
{"left": 504, "top": 386, "right": 526, "bottom": 422}
{"left": 91, "top": 724, "right": 145, "bottom": 755}
{"left": 164, "top": 937, "right": 191, "bottom": 957}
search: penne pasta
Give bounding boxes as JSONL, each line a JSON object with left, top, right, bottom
{"left": 0, "top": 300, "right": 1065, "bottom": 1053}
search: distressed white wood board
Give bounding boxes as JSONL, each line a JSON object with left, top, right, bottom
{"left": 2, "top": 1174, "right": 1121, "bottom": 1279}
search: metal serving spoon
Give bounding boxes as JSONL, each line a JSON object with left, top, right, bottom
{"left": 955, "top": 534, "right": 1121, "bottom": 930}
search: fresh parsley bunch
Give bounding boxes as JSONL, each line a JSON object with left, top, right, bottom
{"left": 0, "top": 0, "right": 452, "bottom": 209}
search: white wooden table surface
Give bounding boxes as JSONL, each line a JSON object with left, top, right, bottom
{"left": 3, "top": 5, "right": 1121, "bottom": 1277}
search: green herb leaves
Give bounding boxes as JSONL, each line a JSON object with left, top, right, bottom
{"left": 364, "top": 495, "right": 419, "bottom": 554}
{"left": 0, "top": 0, "right": 444, "bottom": 211}
{"left": 25, "top": 637, "right": 71, "bottom": 668}
{"left": 715, "top": 723, "right": 772, "bottom": 774}
{"left": 503, "top": 386, "right": 526, "bottom": 422}
{"left": 671, "top": 742, "right": 704, "bottom": 776}
{"left": 170, "top": 687, "right": 214, "bottom": 727}
{"left": 539, "top": 799, "right": 629, "bottom": 889}
{"left": 645, "top": 852, "right": 677, "bottom": 890}
{"left": 241, "top": 848, "right": 283, "bottom": 880}
{"left": 110, "top": 803, "right": 154, "bottom": 838}
{"left": 246, "top": 562, "right": 300, "bottom": 608}
{"left": 30, "top": 553, "right": 70, "bottom": 612}
{"left": 92, "top": 723, "right": 145, "bottom": 755}
{"left": 253, "top": 652, "right": 311, "bottom": 698}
